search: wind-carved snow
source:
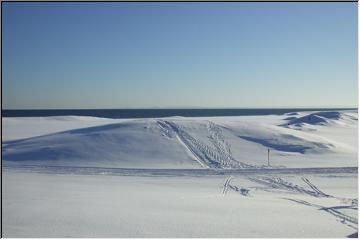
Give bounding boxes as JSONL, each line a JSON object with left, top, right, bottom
{"left": 281, "top": 111, "right": 358, "bottom": 130}
{"left": 2, "top": 110, "right": 358, "bottom": 169}
{"left": 2, "top": 110, "right": 358, "bottom": 238}
{"left": 238, "top": 134, "right": 333, "bottom": 154}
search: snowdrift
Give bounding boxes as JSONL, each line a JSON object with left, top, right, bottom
{"left": 2, "top": 120, "right": 202, "bottom": 169}
{"left": 283, "top": 111, "right": 357, "bottom": 128}
{"left": 3, "top": 110, "right": 357, "bottom": 169}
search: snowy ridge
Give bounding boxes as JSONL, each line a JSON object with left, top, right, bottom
{"left": 2, "top": 110, "right": 358, "bottom": 238}
{"left": 238, "top": 132, "right": 334, "bottom": 154}
{"left": 282, "top": 111, "right": 358, "bottom": 128}
{"left": 2, "top": 110, "right": 358, "bottom": 169}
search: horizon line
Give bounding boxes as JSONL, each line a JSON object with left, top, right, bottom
{"left": 2, "top": 106, "right": 358, "bottom": 111}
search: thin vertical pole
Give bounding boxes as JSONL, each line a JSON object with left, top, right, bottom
{"left": 268, "top": 148, "right": 270, "bottom": 167}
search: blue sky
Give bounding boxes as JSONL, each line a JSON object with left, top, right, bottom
{"left": 3, "top": 2, "right": 358, "bottom": 109}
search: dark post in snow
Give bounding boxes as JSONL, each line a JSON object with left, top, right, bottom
{"left": 267, "top": 148, "right": 270, "bottom": 167}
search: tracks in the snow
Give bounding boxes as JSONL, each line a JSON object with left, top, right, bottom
{"left": 206, "top": 121, "right": 253, "bottom": 169}
{"left": 222, "top": 176, "right": 234, "bottom": 195}
{"left": 246, "top": 175, "right": 358, "bottom": 230}
{"left": 221, "top": 175, "right": 357, "bottom": 230}
{"left": 249, "top": 176, "right": 332, "bottom": 198}
{"left": 157, "top": 120, "right": 254, "bottom": 169}
{"left": 285, "top": 198, "right": 358, "bottom": 230}
{"left": 222, "top": 176, "right": 250, "bottom": 196}
{"left": 301, "top": 177, "right": 331, "bottom": 197}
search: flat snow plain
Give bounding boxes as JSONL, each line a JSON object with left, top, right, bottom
{"left": 2, "top": 110, "right": 358, "bottom": 237}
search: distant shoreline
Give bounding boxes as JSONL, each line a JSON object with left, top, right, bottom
{"left": 2, "top": 108, "right": 357, "bottom": 119}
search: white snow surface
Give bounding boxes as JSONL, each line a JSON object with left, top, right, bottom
{"left": 2, "top": 115, "right": 122, "bottom": 141}
{"left": 2, "top": 110, "right": 358, "bottom": 237}
{"left": 2, "top": 110, "right": 358, "bottom": 169}
{"left": 3, "top": 170, "right": 358, "bottom": 237}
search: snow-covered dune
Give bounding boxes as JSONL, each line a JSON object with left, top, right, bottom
{"left": 2, "top": 110, "right": 358, "bottom": 169}
{"left": 2, "top": 110, "right": 358, "bottom": 238}
{"left": 2, "top": 116, "right": 122, "bottom": 141}
{"left": 3, "top": 119, "right": 201, "bottom": 169}
{"left": 282, "top": 111, "right": 358, "bottom": 128}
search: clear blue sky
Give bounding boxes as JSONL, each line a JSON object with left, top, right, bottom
{"left": 3, "top": 2, "right": 358, "bottom": 109}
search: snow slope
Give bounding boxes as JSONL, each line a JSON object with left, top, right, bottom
{"left": 3, "top": 119, "right": 200, "bottom": 169}
{"left": 2, "top": 110, "right": 358, "bottom": 169}
{"left": 2, "top": 110, "right": 358, "bottom": 237}
{"left": 284, "top": 111, "right": 358, "bottom": 128}
{"left": 2, "top": 116, "right": 122, "bottom": 141}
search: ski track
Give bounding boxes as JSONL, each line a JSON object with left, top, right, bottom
{"left": 222, "top": 176, "right": 250, "bottom": 196}
{"left": 157, "top": 120, "right": 175, "bottom": 138}
{"left": 3, "top": 112, "right": 358, "bottom": 237}
{"left": 156, "top": 120, "right": 254, "bottom": 169}
{"left": 301, "top": 177, "right": 331, "bottom": 197}
{"left": 245, "top": 175, "right": 358, "bottom": 231}
{"left": 284, "top": 198, "right": 358, "bottom": 230}
{"left": 249, "top": 176, "right": 332, "bottom": 198}
{"left": 206, "top": 121, "right": 254, "bottom": 169}
{"left": 157, "top": 120, "right": 209, "bottom": 168}
{"left": 222, "top": 176, "right": 233, "bottom": 195}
